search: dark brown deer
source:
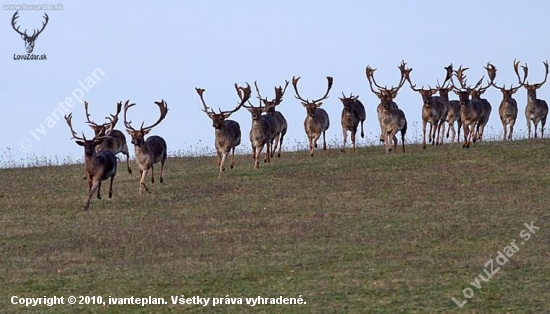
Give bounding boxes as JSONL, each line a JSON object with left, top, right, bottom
{"left": 488, "top": 62, "right": 524, "bottom": 140}
{"left": 11, "top": 10, "right": 48, "bottom": 53}
{"left": 84, "top": 101, "right": 132, "bottom": 174}
{"left": 256, "top": 81, "right": 289, "bottom": 158}
{"left": 405, "top": 64, "right": 451, "bottom": 149}
{"left": 366, "top": 62, "right": 409, "bottom": 153}
{"left": 197, "top": 83, "right": 251, "bottom": 178}
{"left": 339, "top": 92, "right": 366, "bottom": 152}
{"left": 124, "top": 100, "right": 168, "bottom": 193}
{"left": 514, "top": 60, "right": 549, "bottom": 139}
{"left": 469, "top": 64, "right": 495, "bottom": 142}
{"left": 292, "top": 76, "right": 333, "bottom": 157}
{"left": 243, "top": 82, "right": 277, "bottom": 169}
{"left": 64, "top": 113, "right": 117, "bottom": 211}
{"left": 436, "top": 64, "right": 462, "bottom": 144}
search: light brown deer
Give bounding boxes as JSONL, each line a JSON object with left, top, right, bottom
{"left": 244, "top": 82, "right": 277, "bottom": 169}
{"left": 64, "top": 113, "right": 117, "bottom": 211}
{"left": 366, "top": 62, "right": 409, "bottom": 153}
{"left": 488, "top": 62, "right": 524, "bottom": 140}
{"left": 405, "top": 64, "right": 451, "bottom": 149}
{"left": 514, "top": 60, "right": 549, "bottom": 139}
{"left": 197, "top": 83, "right": 251, "bottom": 178}
{"left": 292, "top": 76, "right": 333, "bottom": 157}
{"left": 257, "top": 81, "right": 289, "bottom": 158}
{"left": 451, "top": 66, "right": 484, "bottom": 148}
{"left": 123, "top": 100, "right": 168, "bottom": 193}
{"left": 84, "top": 101, "right": 132, "bottom": 174}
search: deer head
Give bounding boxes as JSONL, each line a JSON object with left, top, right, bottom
{"left": 84, "top": 101, "right": 122, "bottom": 137}
{"left": 64, "top": 113, "right": 115, "bottom": 157}
{"left": 257, "top": 80, "right": 289, "bottom": 116}
{"left": 124, "top": 99, "right": 169, "bottom": 146}
{"left": 366, "top": 61, "right": 409, "bottom": 105}
{"left": 11, "top": 11, "right": 49, "bottom": 53}
{"left": 292, "top": 76, "right": 333, "bottom": 118}
{"left": 514, "top": 59, "right": 549, "bottom": 102}
{"left": 339, "top": 92, "right": 359, "bottom": 113}
{"left": 197, "top": 83, "right": 251, "bottom": 129}
{"left": 488, "top": 62, "right": 523, "bottom": 102}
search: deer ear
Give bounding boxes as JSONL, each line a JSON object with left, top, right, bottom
{"left": 126, "top": 129, "right": 133, "bottom": 135}
{"left": 142, "top": 129, "right": 151, "bottom": 135}
{"left": 75, "top": 140, "right": 85, "bottom": 146}
{"left": 247, "top": 108, "right": 254, "bottom": 113}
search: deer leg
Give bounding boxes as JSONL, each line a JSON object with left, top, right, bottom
{"left": 462, "top": 124, "right": 469, "bottom": 148}
{"left": 96, "top": 181, "right": 102, "bottom": 199}
{"left": 150, "top": 165, "right": 155, "bottom": 184}
{"left": 230, "top": 147, "right": 236, "bottom": 169}
{"left": 278, "top": 133, "right": 284, "bottom": 158}
{"left": 122, "top": 145, "right": 132, "bottom": 174}
{"left": 508, "top": 119, "right": 516, "bottom": 140}
{"left": 159, "top": 160, "right": 165, "bottom": 183}
{"left": 84, "top": 181, "right": 100, "bottom": 211}
{"left": 109, "top": 175, "right": 114, "bottom": 198}
{"left": 438, "top": 121, "right": 445, "bottom": 145}
{"left": 392, "top": 133, "right": 398, "bottom": 154}
{"left": 422, "top": 120, "right": 427, "bottom": 150}
{"left": 263, "top": 141, "right": 270, "bottom": 163}
{"left": 351, "top": 129, "right": 356, "bottom": 153}
{"left": 541, "top": 117, "right": 547, "bottom": 138}
{"left": 254, "top": 145, "right": 262, "bottom": 169}
{"left": 360, "top": 121, "right": 365, "bottom": 138}
{"left": 139, "top": 168, "right": 150, "bottom": 193}
{"left": 217, "top": 151, "right": 221, "bottom": 166}
{"left": 527, "top": 120, "right": 532, "bottom": 139}
{"left": 401, "top": 131, "right": 406, "bottom": 153}
{"left": 219, "top": 152, "right": 229, "bottom": 178}
{"left": 534, "top": 120, "right": 539, "bottom": 139}
{"left": 271, "top": 133, "right": 280, "bottom": 158}
{"left": 341, "top": 129, "right": 347, "bottom": 152}
{"left": 322, "top": 130, "right": 327, "bottom": 150}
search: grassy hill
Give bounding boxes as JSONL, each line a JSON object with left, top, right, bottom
{"left": 1, "top": 139, "right": 550, "bottom": 313}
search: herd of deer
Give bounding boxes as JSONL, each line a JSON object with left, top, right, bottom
{"left": 63, "top": 60, "right": 549, "bottom": 210}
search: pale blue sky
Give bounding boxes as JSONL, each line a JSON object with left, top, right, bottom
{"left": 2, "top": 1, "right": 549, "bottom": 164}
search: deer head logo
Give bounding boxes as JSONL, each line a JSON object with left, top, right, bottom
{"left": 11, "top": 10, "right": 49, "bottom": 53}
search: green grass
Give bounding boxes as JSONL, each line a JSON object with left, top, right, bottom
{"left": 1, "top": 139, "right": 550, "bottom": 313}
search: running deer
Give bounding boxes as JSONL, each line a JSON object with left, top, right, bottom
{"left": 366, "top": 61, "right": 409, "bottom": 153}
{"left": 488, "top": 62, "right": 524, "bottom": 140}
{"left": 84, "top": 101, "right": 132, "bottom": 174}
{"left": 514, "top": 60, "right": 549, "bottom": 139}
{"left": 292, "top": 76, "right": 333, "bottom": 157}
{"left": 404, "top": 64, "right": 451, "bottom": 149}
{"left": 257, "top": 81, "right": 289, "bottom": 158}
{"left": 339, "top": 92, "right": 366, "bottom": 152}
{"left": 451, "top": 66, "right": 484, "bottom": 148}
{"left": 64, "top": 113, "right": 117, "bottom": 211}
{"left": 437, "top": 64, "right": 462, "bottom": 144}
{"left": 123, "top": 100, "right": 168, "bottom": 193}
{"left": 469, "top": 64, "right": 495, "bottom": 142}
{"left": 243, "top": 82, "right": 277, "bottom": 169}
{"left": 197, "top": 83, "right": 251, "bottom": 178}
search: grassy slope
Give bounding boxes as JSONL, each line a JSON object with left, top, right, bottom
{"left": 1, "top": 139, "right": 550, "bottom": 313}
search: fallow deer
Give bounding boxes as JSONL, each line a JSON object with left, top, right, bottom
{"left": 243, "top": 82, "right": 278, "bottom": 169}
{"left": 84, "top": 101, "right": 132, "bottom": 174}
{"left": 405, "top": 64, "right": 451, "bottom": 149}
{"left": 339, "top": 92, "right": 366, "bottom": 152}
{"left": 123, "top": 100, "right": 168, "bottom": 193}
{"left": 488, "top": 62, "right": 524, "bottom": 140}
{"left": 437, "top": 64, "right": 462, "bottom": 144}
{"left": 292, "top": 76, "right": 333, "bottom": 157}
{"left": 469, "top": 64, "right": 495, "bottom": 142}
{"left": 366, "top": 62, "right": 409, "bottom": 153}
{"left": 514, "top": 60, "right": 549, "bottom": 139}
{"left": 197, "top": 83, "right": 251, "bottom": 178}
{"left": 64, "top": 113, "right": 117, "bottom": 211}
{"left": 256, "top": 81, "right": 289, "bottom": 158}
{"left": 451, "top": 66, "right": 484, "bottom": 148}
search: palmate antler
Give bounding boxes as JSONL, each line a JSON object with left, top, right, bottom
{"left": 124, "top": 100, "right": 169, "bottom": 132}
{"left": 197, "top": 83, "right": 251, "bottom": 117}
{"left": 64, "top": 113, "right": 86, "bottom": 141}
{"left": 292, "top": 76, "right": 333, "bottom": 107}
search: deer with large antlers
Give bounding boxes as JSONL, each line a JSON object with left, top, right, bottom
{"left": 243, "top": 82, "right": 277, "bottom": 169}
{"left": 437, "top": 64, "right": 462, "bottom": 144}
{"left": 11, "top": 11, "right": 48, "bottom": 53}
{"left": 451, "top": 66, "right": 485, "bottom": 148}
{"left": 257, "top": 81, "right": 289, "bottom": 158}
{"left": 339, "top": 92, "right": 366, "bottom": 152}
{"left": 366, "top": 62, "right": 409, "bottom": 153}
{"left": 197, "top": 83, "right": 251, "bottom": 178}
{"left": 84, "top": 101, "right": 132, "bottom": 174}
{"left": 405, "top": 63, "right": 451, "bottom": 149}
{"left": 468, "top": 64, "right": 495, "bottom": 142}
{"left": 124, "top": 100, "right": 168, "bottom": 193}
{"left": 64, "top": 113, "right": 117, "bottom": 211}
{"left": 488, "top": 62, "right": 523, "bottom": 140}
{"left": 514, "top": 60, "right": 549, "bottom": 139}
{"left": 292, "top": 76, "right": 333, "bottom": 157}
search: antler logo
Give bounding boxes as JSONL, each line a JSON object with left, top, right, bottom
{"left": 11, "top": 10, "right": 49, "bottom": 53}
